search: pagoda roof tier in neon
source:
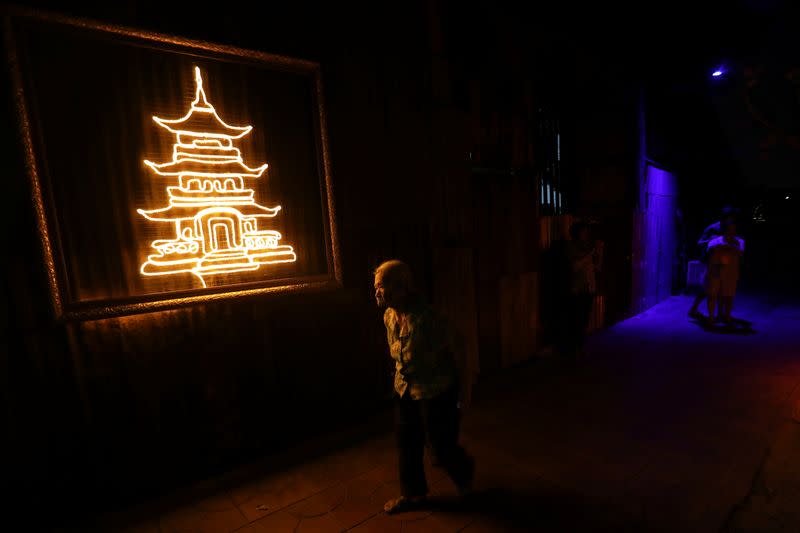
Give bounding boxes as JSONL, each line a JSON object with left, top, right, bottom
{"left": 151, "top": 67, "right": 252, "bottom": 139}
{"left": 137, "top": 67, "right": 297, "bottom": 288}
{"left": 138, "top": 202, "right": 281, "bottom": 222}
{"left": 144, "top": 157, "right": 267, "bottom": 178}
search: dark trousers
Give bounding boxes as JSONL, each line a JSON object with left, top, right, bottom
{"left": 394, "top": 386, "right": 473, "bottom": 498}
{"left": 564, "top": 292, "right": 594, "bottom": 355}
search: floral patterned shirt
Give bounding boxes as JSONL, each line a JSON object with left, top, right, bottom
{"left": 384, "top": 301, "right": 457, "bottom": 400}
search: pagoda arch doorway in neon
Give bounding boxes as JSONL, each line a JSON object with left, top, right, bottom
{"left": 211, "top": 222, "right": 233, "bottom": 251}
{"left": 198, "top": 208, "right": 243, "bottom": 253}
{"left": 137, "top": 67, "right": 297, "bottom": 288}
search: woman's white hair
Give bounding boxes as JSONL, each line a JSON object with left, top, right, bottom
{"left": 374, "top": 259, "right": 413, "bottom": 289}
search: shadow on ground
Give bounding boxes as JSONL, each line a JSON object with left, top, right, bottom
{"left": 688, "top": 316, "right": 757, "bottom": 335}
{"left": 425, "top": 486, "right": 642, "bottom": 531}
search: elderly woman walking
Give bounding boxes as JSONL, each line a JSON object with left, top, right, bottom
{"left": 373, "top": 260, "right": 475, "bottom": 514}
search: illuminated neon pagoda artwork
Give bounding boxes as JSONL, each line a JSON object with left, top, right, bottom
{"left": 137, "top": 67, "right": 296, "bottom": 288}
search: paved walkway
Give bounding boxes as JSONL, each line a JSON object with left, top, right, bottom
{"left": 82, "top": 293, "right": 800, "bottom": 532}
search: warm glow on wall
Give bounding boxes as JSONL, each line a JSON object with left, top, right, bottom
{"left": 138, "top": 67, "right": 296, "bottom": 288}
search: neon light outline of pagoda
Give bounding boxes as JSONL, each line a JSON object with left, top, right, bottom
{"left": 137, "top": 67, "right": 296, "bottom": 288}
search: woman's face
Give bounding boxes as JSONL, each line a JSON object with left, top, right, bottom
{"left": 374, "top": 272, "right": 407, "bottom": 309}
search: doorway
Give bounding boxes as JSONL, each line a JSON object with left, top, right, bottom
{"left": 633, "top": 164, "right": 678, "bottom": 313}
{"left": 200, "top": 214, "right": 241, "bottom": 254}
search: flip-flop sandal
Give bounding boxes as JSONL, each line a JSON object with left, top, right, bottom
{"left": 384, "top": 496, "right": 426, "bottom": 514}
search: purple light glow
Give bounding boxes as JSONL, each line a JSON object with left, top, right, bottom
{"left": 712, "top": 70, "right": 724, "bottom": 77}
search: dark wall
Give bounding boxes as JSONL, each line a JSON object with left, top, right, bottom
{"left": 2, "top": 1, "right": 650, "bottom": 523}
{"left": 1, "top": 0, "right": 442, "bottom": 520}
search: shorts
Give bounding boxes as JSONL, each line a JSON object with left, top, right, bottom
{"left": 705, "top": 264, "right": 738, "bottom": 298}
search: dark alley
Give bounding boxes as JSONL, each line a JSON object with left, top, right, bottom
{"left": 2, "top": 1, "right": 799, "bottom": 532}
{"left": 75, "top": 292, "right": 800, "bottom": 532}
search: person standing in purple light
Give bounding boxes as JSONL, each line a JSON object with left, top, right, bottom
{"left": 688, "top": 207, "right": 740, "bottom": 319}
{"left": 705, "top": 221, "right": 745, "bottom": 324}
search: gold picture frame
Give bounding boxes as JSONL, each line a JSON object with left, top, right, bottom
{"left": 3, "top": 7, "right": 341, "bottom": 320}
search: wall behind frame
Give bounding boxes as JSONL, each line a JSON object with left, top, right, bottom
{"left": 1, "top": 0, "right": 436, "bottom": 515}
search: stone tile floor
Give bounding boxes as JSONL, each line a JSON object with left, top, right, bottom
{"left": 78, "top": 294, "right": 800, "bottom": 532}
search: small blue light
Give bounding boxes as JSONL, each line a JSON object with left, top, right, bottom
{"left": 712, "top": 70, "right": 724, "bottom": 77}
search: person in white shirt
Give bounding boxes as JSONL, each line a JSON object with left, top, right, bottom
{"left": 688, "top": 207, "right": 739, "bottom": 318}
{"left": 705, "top": 221, "right": 744, "bottom": 324}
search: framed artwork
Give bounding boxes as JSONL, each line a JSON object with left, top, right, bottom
{"left": 4, "top": 8, "right": 341, "bottom": 319}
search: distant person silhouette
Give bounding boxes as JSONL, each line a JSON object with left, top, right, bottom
{"left": 705, "top": 221, "right": 744, "bottom": 324}
{"left": 562, "top": 222, "right": 603, "bottom": 358}
{"left": 688, "top": 207, "right": 739, "bottom": 319}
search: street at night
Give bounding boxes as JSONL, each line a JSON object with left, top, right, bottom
{"left": 77, "top": 292, "right": 800, "bottom": 532}
{"left": 2, "top": 1, "right": 798, "bottom": 531}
